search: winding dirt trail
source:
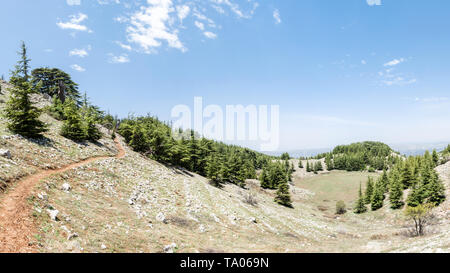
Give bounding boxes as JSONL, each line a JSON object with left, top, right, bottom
{"left": 0, "top": 138, "right": 126, "bottom": 253}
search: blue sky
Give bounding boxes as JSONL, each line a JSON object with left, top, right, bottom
{"left": 1, "top": 0, "right": 450, "bottom": 151}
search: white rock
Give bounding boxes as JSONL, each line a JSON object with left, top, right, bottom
{"left": 164, "top": 243, "right": 177, "bottom": 253}
{"left": 249, "top": 217, "right": 257, "bottom": 223}
{"left": 156, "top": 212, "right": 166, "bottom": 222}
{"left": 101, "top": 244, "right": 107, "bottom": 250}
{"left": 37, "top": 192, "right": 48, "bottom": 201}
{"left": 0, "top": 149, "right": 11, "bottom": 159}
{"left": 47, "top": 209, "right": 59, "bottom": 221}
{"left": 62, "top": 183, "right": 71, "bottom": 192}
{"left": 199, "top": 224, "right": 206, "bottom": 233}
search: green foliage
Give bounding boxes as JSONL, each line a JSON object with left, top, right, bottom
{"left": 328, "top": 141, "right": 395, "bottom": 172}
{"left": 4, "top": 43, "right": 47, "bottom": 138}
{"left": 274, "top": 178, "right": 292, "bottom": 208}
{"left": 280, "top": 152, "right": 290, "bottom": 161}
{"left": 371, "top": 179, "right": 385, "bottom": 211}
{"left": 405, "top": 204, "right": 434, "bottom": 237}
{"left": 354, "top": 183, "right": 367, "bottom": 214}
{"left": 336, "top": 200, "right": 347, "bottom": 215}
{"left": 298, "top": 159, "right": 303, "bottom": 169}
{"left": 31, "top": 67, "right": 81, "bottom": 103}
{"left": 364, "top": 177, "right": 374, "bottom": 205}
{"left": 60, "top": 99, "right": 85, "bottom": 141}
{"left": 389, "top": 168, "right": 404, "bottom": 209}
{"left": 118, "top": 116, "right": 270, "bottom": 188}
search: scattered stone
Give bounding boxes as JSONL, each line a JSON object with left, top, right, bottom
{"left": 47, "top": 209, "right": 59, "bottom": 221}
{"left": 37, "top": 192, "right": 48, "bottom": 201}
{"left": 156, "top": 212, "right": 166, "bottom": 223}
{"left": 164, "top": 243, "right": 177, "bottom": 253}
{"left": 199, "top": 224, "right": 206, "bottom": 233}
{"left": 0, "top": 149, "right": 12, "bottom": 159}
{"left": 101, "top": 244, "right": 107, "bottom": 250}
{"left": 62, "top": 183, "right": 72, "bottom": 192}
{"left": 249, "top": 217, "right": 257, "bottom": 224}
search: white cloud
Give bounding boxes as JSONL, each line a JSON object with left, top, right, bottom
{"left": 126, "top": 0, "right": 186, "bottom": 54}
{"left": 118, "top": 0, "right": 260, "bottom": 53}
{"left": 67, "top": 0, "right": 81, "bottom": 5}
{"left": 366, "top": 0, "right": 381, "bottom": 6}
{"left": 108, "top": 53, "right": 130, "bottom": 63}
{"left": 97, "top": 0, "right": 120, "bottom": 5}
{"left": 273, "top": 9, "right": 281, "bottom": 25}
{"left": 361, "top": 60, "right": 367, "bottom": 65}
{"left": 204, "top": 31, "right": 217, "bottom": 39}
{"left": 115, "top": 41, "right": 132, "bottom": 51}
{"left": 194, "top": 21, "right": 205, "bottom": 31}
{"left": 384, "top": 58, "right": 405, "bottom": 67}
{"left": 176, "top": 5, "right": 190, "bottom": 22}
{"left": 57, "top": 13, "right": 92, "bottom": 32}
{"left": 70, "top": 64, "right": 86, "bottom": 72}
{"left": 69, "top": 47, "right": 90, "bottom": 58}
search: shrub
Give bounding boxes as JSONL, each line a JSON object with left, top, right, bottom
{"left": 336, "top": 200, "right": 347, "bottom": 215}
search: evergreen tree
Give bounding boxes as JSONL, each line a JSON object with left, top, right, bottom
{"left": 425, "top": 170, "right": 446, "bottom": 206}
{"left": 379, "top": 169, "right": 389, "bottom": 193}
{"left": 298, "top": 159, "right": 303, "bottom": 169}
{"left": 354, "top": 183, "right": 367, "bottom": 214}
{"left": 364, "top": 177, "right": 374, "bottom": 205}
{"left": 259, "top": 167, "right": 270, "bottom": 189}
{"left": 31, "top": 67, "right": 81, "bottom": 103}
{"left": 371, "top": 179, "right": 385, "bottom": 211}
{"left": 60, "top": 99, "right": 85, "bottom": 141}
{"left": 306, "top": 161, "right": 311, "bottom": 172}
{"left": 4, "top": 43, "right": 47, "bottom": 138}
{"left": 389, "top": 169, "right": 404, "bottom": 209}
{"left": 274, "top": 178, "right": 292, "bottom": 208}
{"left": 129, "top": 123, "right": 149, "bottom": 152}
{"left": 432, "top": 150, "right": 439, "bottom": 167}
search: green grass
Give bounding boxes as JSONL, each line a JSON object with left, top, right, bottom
{"left": 295, "top": 171, "right": 380, "bottom": 204}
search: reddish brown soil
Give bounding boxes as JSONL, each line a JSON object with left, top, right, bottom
{"left": 0, "top": 138, "right": 125, "bottom": 253}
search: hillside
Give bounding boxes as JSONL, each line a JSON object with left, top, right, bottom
{"left": 0, "top": 79, "right": 448, "bottom": 253}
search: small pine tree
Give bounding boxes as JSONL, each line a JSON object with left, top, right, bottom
{"left": 354, "top": 183, "right": 367, "bottom": 214}
{"left": 389, "top": 172, "right": 404, "bottom": 209}
{"left": 274, "top": 178, "right": 292, "bottom": 208}
{"left": 371, "top": 180, "right": 385, "bottom": 211}
{"left": 306, "top": 161, "right": 311, "bottom": 172}
{"left": 431, "top": 150, "right": 439, "bottom": 167}
{"left": 364, "top": 177, "right": 374, "bottom": 205}
{"left": 298, "top": 160, "right": 303, "bottom": 169}
{"left": 425, "top": 171, "right": 446, "bottom": 206}
{"left": 60, "top": 99, "right": 85, "bottom": 141}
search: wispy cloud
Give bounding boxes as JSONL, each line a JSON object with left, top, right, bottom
{"left": 66, "top": 0, "right": 81, "bottom": 6}
{"left": 366, "top": 0, "right": 381, "bottom": 6}
{"left": 273, "top": 9, "right": 281, "bottom": 25}
{"left": 108, "top": 53, "right": 130, "bottom": 64}
{"left": 70, "top": 64, "right": 86, "bottom": 72}
{"left": 57, "top": 13, "right": 92, "bottom": 33}
{"left": 69, "top": 45, "right": 91, "bottom": 58}
{"left": 384, "top": 58, "right": 405, "bottom": 67}
{"left": 119, "top": 0, "right": 259, "bottom": 54}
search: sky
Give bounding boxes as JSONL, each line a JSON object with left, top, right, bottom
{"left": 1, "top": 0, "right": 450, "bottom": 151}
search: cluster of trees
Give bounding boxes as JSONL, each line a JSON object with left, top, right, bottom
{"left": 2, "top": 42, "right": 104, "bottom": 142}
{"left": 354, "top": 150, "right": 446, "bottom": 213}
{"left": 259, "top": 159, "right": 294, "bottom": 207}
{"left": 322, "top": 142, "right": 399, "bottom": 172}
{"left": 118, "top": 116, "right": 271, "bottom": 187}
{"left": 305, "top": 160, "right": 323, "bottom": 174}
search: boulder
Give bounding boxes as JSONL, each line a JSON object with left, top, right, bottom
{"left": 62, "top": 183, "right": 72, "bottom": 192}
{"left": 0, "top": 149, "right": 12, "bottom": 160}
{"left": 156, "top": 212, "right": 166, "bottom": 222}
{"left": 47, "top": 209, "right": 59, "bottom": 221}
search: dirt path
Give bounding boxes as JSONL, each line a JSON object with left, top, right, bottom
{"left": 0, "top": 138, "right": 126, "bottom": 253}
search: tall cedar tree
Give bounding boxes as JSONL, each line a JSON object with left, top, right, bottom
{"left": 4, "top": 42, "right": 47, "bottom": 138}
{"left": 371, "top": 179, "right": 385, "bottom": 211}
{"left": 354, "top": 183, "right": 367, "bottom": 214}
{"left": 389, "top": 169, "right": 404, "bottom": 209}
{"left": 31, "top": 67, "right": 81, "bottom": 103}
{"left": 364, "top": 177, "right": 374, "bottom": 205}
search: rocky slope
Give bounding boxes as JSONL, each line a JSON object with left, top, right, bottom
{"left": 0, "top": 79, "right": 448, "bottom": 253}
